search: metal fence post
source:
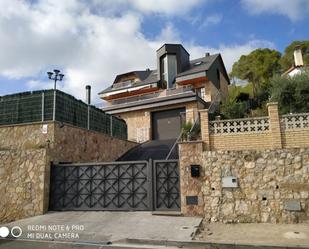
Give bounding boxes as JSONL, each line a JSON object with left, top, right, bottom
{"left": 87, "top": 105, "right": 90, "bottom": 130}
{"left": 41, "top": 91, "right": 45, "bottom": 122}
{"left": 53, "top": 90, "right": 56, "bottom": 121}
{"left": 148, "top": 159, "right": 154, "bottom": 210}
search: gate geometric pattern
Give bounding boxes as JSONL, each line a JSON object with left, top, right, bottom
{"left": 153, "top": 160, "right": 180, "bottom": 211}
{"left": 49, "top": 162, "right": 149, "bottom": 211}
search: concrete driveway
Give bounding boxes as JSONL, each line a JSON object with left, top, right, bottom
{"left": 3, "top": 211, "right": 202, "bottom": 244}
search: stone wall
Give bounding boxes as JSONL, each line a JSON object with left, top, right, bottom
{"left": 0, "top": 149, "right": 48, "bottom": 223}
{"left": 0, "top": 122, "right": 54, "bottom": 150}
{"left": 0, "top": 121, "right": 137, "bottom": 223}
{"left": 179, "top": 142, "right": 309, "bottom": 223}
{"left": 51, "top": 122, "right": 137, "bottom": 163}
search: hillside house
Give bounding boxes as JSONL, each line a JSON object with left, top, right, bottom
{"left": 99, "top": 44, "right": 230, "bottom": 142}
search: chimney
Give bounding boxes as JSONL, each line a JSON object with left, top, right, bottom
{"left": 294, "top": 45, "right": 304, "bottom": 67}
{"left": 85, "top": 85, "right": 91, "bottom": 105}
{"left": 205, "top": 52, "right": 210, "bottom": 57}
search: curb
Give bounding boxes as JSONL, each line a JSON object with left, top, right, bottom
{"left": 123, "top": 238, "right": 309, "bottom": 249}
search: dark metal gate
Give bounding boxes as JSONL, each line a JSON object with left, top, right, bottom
{"left": 153, "top": 160, "right": 181, "bottom": 211}
{"left": 49, "top": 160, "right": 180, "bottom": 211}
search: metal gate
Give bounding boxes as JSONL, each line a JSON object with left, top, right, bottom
{"left": 153, "top": 160, "right": 181, "bottom": 211}
{"left": 49, "top": 160, "right": 180, "bottom": 211}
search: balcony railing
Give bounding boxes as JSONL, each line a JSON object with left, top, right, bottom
{"left": 112, "top": 81, "right": 133, "bottom": 89}
{"left": 110, "top": 85, "right": 194, "bottom": 106}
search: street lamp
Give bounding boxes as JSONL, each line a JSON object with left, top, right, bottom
{"left": 47, "top": 69, "right": 64, "bottom": 121}
{"left": 47, "top": 69, "right": 64, "bottom": 90}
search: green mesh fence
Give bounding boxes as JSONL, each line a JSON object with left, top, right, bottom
{"left": 89, "top": 106, "right": 111, "bottom": 135}
{"left": 0, "top": 89, "right": 128, "bottom": 140}
{"left": 55, "top": 91, "right": 88, "bottom": 129}
{"left": 0, "top": 91, "right": 48, "bottom": 125}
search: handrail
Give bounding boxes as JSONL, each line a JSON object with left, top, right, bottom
{"left": 165, "top": 131, "right": 183, "bottom": 160}
{"left": 190, "top": 114, "right": 200, "bottom": 133}
{"left": 208, "top": 89, "right": 222, "bottom": 113}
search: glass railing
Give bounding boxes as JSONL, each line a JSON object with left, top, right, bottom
{"left": 112, "top": 81, "right": 133, "bottom": 89}
{"left": 110, "top": 85, "right": 194, "bottom": 106}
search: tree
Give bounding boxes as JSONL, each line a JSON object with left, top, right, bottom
{"left": 280, "top": 40, "right": 309, "bottom": 71}
{"left": 230, "top": 48, "right": 281, "bottom": 97}
{"left": 270, "top": 70, "right": 309, "bottom": 114}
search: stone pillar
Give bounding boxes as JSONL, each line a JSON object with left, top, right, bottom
{"left": 200, "top": 109, "right": 211, "bottom": 150}
{"left": 267, "top": 102, "right": 282, "bottom": 149}
{"left": 178, "top": 141, "right": 204, "bottom": 216}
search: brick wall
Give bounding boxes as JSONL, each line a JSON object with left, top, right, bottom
{"left": 200, "top": 102, "right": 309, "bottom": 150}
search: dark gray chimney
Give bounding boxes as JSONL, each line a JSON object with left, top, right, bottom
{"left": 205, "top": 52, "right": 210, "bottom": 57}
{"left": 86, "top": 85, "right": 91, "bottom": 105}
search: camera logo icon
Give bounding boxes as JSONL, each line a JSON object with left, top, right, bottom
{"left": 0, "top": 227, "right": 10, "bottom": 238}
{"left": 0, "top": 226, "right": 23, "bottom": 238}
{"left": 11, "top": 226, "right": 23, "bottom": 238}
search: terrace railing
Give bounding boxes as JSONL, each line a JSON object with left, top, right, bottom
{"left": 209, "top": 116, "right": 270, "bottom": 135}
{"left": 280, "top": 113, "right": 309, "bottom": 130}
{"left": 110, "top": 85, "right": 194, "bottom": 106}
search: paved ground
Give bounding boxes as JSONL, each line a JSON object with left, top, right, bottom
{"left": 3, "top": 211, "right": 202, "bottom": 243}
{"left": 0, "top": 239, "right": 183, "bottom": 249}
{"left": 197, "top": 222, "right": 309, "bottom": 248}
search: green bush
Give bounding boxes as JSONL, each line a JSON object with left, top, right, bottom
{"left": 270, "top": 70, "right": 309, "bottom": 114}
{"left": 220, "top": 98, "right": 247, "bottom": 119}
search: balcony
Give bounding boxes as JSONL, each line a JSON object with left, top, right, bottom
{"left": 112, "top": 80, "right": 133, "bottom": 89}
{"left": 110, "top": 85, "right": 194, "bottom": 106}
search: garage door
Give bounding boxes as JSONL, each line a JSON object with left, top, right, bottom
{"left": 152, "top": 108, "right": 185, "bottom": 140}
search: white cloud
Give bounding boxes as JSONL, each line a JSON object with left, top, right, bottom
{"left": 128, "top": 0, "right": 205, "bottom": 15}
{"left": 0, "top": 0, "right": 275, "bottom": 104}
{"left": 199, "top": 14, "right": 222, "bottom": 29}
{"left": 90, "top": 0, "right": 206, "bottom": 15}
{"left": 241, "top": 0, "right": 309, "bottom": 21}
{"left": 187, "top": 40, "right": 275, "bottom": 72}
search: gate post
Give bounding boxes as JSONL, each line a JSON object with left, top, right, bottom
{"left": 147, "top": 159, "right": 154, "bottom": 211}
{"left": 178, "top": 142, "right": 204, "bottom": 216}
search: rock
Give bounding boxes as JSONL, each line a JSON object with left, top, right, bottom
{"left": 244, "top": 161, "right": 255, "bottom": 169}
{"left": 261, "top": 212, "right": 270, "bottom": 223}
{"left": 235, "top": 200, "right": 249, "bottom": 214}
{"left": 222, "top": 203, "right": 234, "bottom": 216}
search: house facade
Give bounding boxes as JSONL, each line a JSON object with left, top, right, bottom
{"left": 282, "top": 45, "right": 307, "bottom": 77}
{"left": 99, "top": 44, "right": 230, "bottom": 143}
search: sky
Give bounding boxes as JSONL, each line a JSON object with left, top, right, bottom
{"left": 0, "top": 0, "right": 308, "bottom": 104}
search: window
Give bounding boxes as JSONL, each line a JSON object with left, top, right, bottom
{"left": 160, "top": 54, "right": 177, "bottom": 89}
{"left": 197, "top": 87, "right": 206, "bottom": 100}
{"left": 216, "top": 69, "right": 220, "bottom": 81}
{"left": 194, "top": 61, "right": 203, "bottom": 66}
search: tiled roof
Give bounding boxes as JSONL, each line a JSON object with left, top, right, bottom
{"left": 99, "top": 70, "right": 158, "bottom": 95}
{"left": 99, "top": 54, "right": 221, "bottom": 95}
{"left": 177, "top": 54, "right": 219, "bottom": 77}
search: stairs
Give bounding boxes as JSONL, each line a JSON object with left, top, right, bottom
{"left": 117, "top": 139, "right": 178, "bottom": 161}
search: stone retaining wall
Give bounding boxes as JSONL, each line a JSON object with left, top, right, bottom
{"left": 0, "top": 122, "right": 137, "bottom": 223}
{"left": 0, "top": 149, "right": 48, "bottom": 223}
{"left": 179, "top": 142, "right": 309, "bottom": 223}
